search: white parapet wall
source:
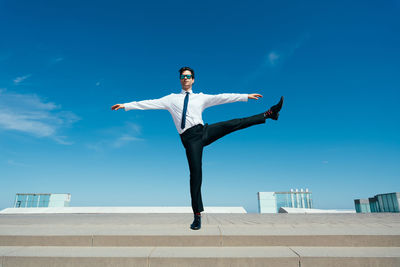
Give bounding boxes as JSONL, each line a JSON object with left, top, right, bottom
{"left": 0, "top": 206, "right": 247, "bottom": 214}
{"left": 279, "top": 207, "right": 356, "bottom": 213}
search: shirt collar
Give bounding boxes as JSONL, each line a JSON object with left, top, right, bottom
{"left": 181, "top": 89, "right": 193, "bottom": 94}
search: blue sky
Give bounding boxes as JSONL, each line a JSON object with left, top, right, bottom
{"left": 0, "top": 0, "right": 399, "bottom": 212}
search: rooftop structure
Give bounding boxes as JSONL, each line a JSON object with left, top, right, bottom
{"left": 354, "top": 192, "right": 400, "bottom": 213}
{"left": 13, "top": 193, "right": 71, "bottom": 208}
{"left": 258, "top": 188, "right": 312, "bottom": 213}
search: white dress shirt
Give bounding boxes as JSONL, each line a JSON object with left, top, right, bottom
{"left": 124, "top": 89, "right": 248, "bottom": 134}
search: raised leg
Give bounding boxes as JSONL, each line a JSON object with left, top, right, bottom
{"left": 202, "top": 113, "right": 266, "bottom": 147}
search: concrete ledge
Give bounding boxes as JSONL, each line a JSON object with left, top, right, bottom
{"left": 220, "top": 235, "right": 400, "bottom": 247}
{"left": 1, "top": 246, "right": 400, "bottom": 267}
{"left": 292, "top": 246, "right": 400, "bottom": 267}
{"left": 0, "top": 236, "right": 92, "bottom": 247}
{"left": 0, "top": 246, "right": 299, "bottom": 267}
{"left": 0, "top": 246, "right": 151, "bottom": 267}
{"left": 150, "top": 247, "right": 298, "bottom": 267}
{"left": 1, "top": 234, "right": 400, "bottom": 247}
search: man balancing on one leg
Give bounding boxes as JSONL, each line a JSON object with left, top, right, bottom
{"left": 111, "top": 66, "right": 284, "bottom": 230}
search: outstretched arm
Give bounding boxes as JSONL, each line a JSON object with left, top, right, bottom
{"left": 202, "top": 92, "right": 263, "bottom": 109}
{"left": 111, "top": 95, "right": 170, "bottom": 111}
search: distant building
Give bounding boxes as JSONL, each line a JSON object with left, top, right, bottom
{"left": 354, "top": 192, "right": 400, "bottom": 213}
{"left": 258, "top": 188, "right": 312, "bottom": 213}
{"left": 13, "top": 193, "right": 71, "bottom": 208}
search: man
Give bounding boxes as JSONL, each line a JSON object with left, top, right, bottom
{"left": 111, "top": 66, "right": 283, "bottom": 230}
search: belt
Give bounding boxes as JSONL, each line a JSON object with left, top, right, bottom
{"left": 180, "top": 124, "right": 204, "bottom": 137}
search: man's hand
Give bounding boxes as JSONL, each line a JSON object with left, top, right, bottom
{"left": 248, "top": 94, "right": 263, "bottom": 100}
{"left": 111, "top": 104, "right": 125, "bottom": 110}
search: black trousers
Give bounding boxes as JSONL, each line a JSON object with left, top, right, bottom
{"left": 179, "top": 113, "right": 266, "bottom": 213}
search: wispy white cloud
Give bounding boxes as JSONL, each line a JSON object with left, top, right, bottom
{"left": 125, "top": 122, "right": 142, "bottom": 134}
{"left": 54, "top": 57, "right": 64, "bottom": 62}
{"left": 95, "top": 78, "right": 105, "bottom": 87}
{"left": 53, "top": 135, "right": 74, "bottom": 145}
{"left": 6, "top": 159, "right": 31, "bottom": 167}
{"left": 112, "top": 134, "right": 144, "bottom": 148}
{"left": 240, "top": 34, "right": 309, "bottom": 85}
{"left": 265, "top": 34, "right": 309, "bottom": 68}
{"left": 0, "top": 89, "right": 80, "bottom": 144}
{"left": 268, "top": 51, "right": 281, "bottom": 66}
{"left": 49, "top": 57, "right": 64, "bottom": 66}
{"left": 13, "top": 74, "right": 32, "bottom": 85}
{"left": 86, "top": 122, "right": 144, "bottom": 151}
{"left": 109, "top": 122, "right": 144, "bottom": 148}
{"left": 85, "top": 142, "right": 105, "bottom": 152}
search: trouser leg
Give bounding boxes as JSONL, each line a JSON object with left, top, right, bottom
{"left": 181, "top": 113, "right": 265, "bottom": 214}
{"left": 202, "top": 113, "right": 266, "bottom": 146}
{"left": 183, "top": 137, "right": 204, "bottom": 213}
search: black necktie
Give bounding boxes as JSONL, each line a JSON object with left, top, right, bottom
{"left": 181, "top": 92, "right": 189, "bottom": 129}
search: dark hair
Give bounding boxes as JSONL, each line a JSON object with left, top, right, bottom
{"left": 179, "top": 66, "right": 195, "bottom": 79}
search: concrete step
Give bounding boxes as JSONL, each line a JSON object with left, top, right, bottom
{"left": 1, "top": 213, "right": 400, "bottom": 247}
{"left": 1, "top": 246, "right": 400, "bottom": 267}
{"left": 1, "top": 230, "right": 399, "bottom": 247}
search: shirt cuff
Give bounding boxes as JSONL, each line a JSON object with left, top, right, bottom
{"left": 241, "top": 94, "right": 248, "bottom": 102}
{"left": 124, "top": 103, "right": 132, "bottom": 111}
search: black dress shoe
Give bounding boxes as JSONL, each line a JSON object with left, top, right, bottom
{"left": 265, "top": 96, "right": 284, "bottom": 120}
{"left": 190, "top": 214, "right": 201, "bottom": 230}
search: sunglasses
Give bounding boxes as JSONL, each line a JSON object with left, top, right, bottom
{"left": 180, "top": 74, "right": 193, "bottom": 79}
